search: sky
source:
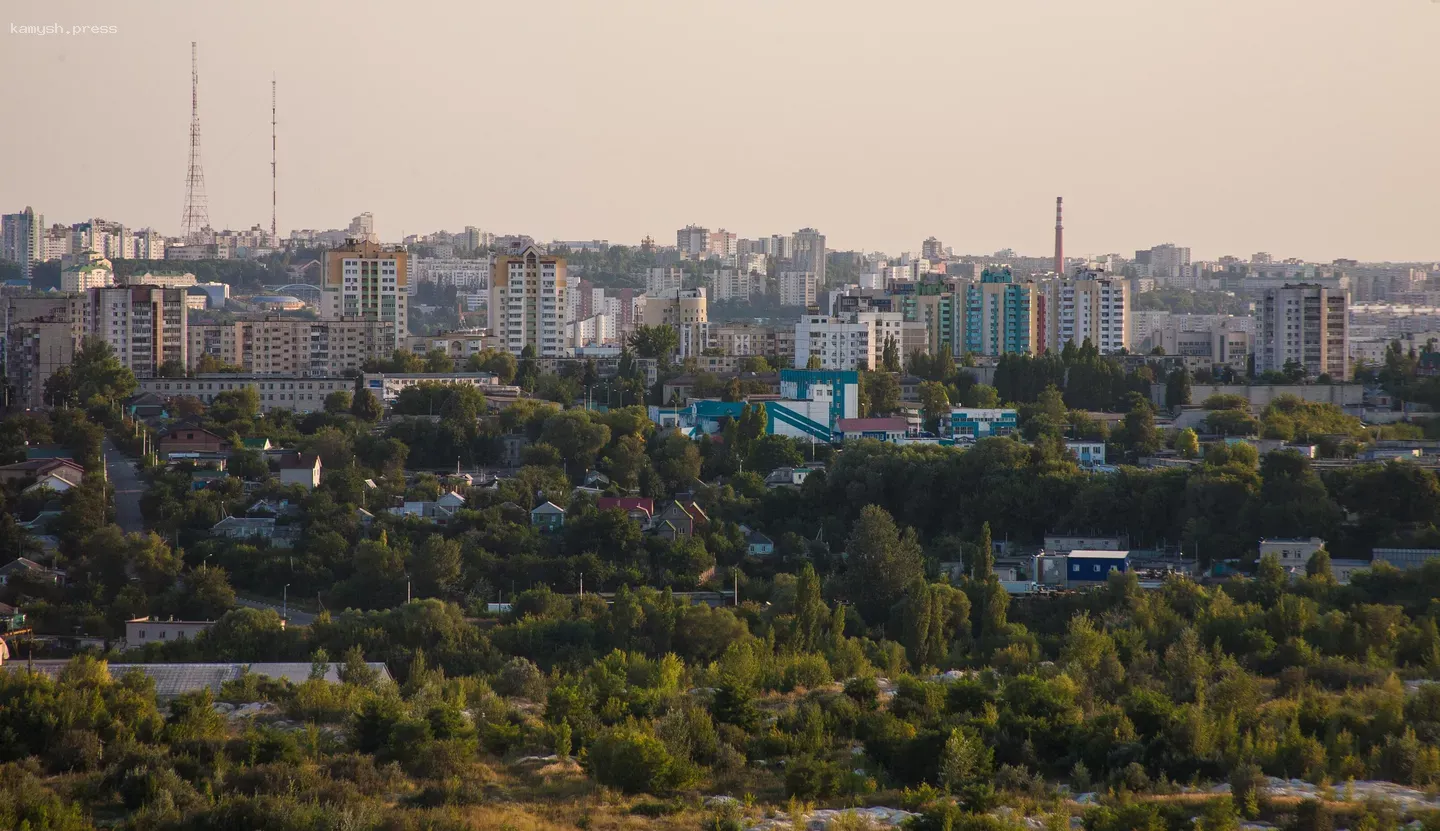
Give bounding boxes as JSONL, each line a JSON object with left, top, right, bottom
{"left": 2, "top": 0, "right": 1438, "bottom": 262}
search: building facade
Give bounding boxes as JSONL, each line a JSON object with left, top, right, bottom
{"left": 959, "top": 267, "right": 1038, "bottom": 356}
{"left": 642, "top": 288, "right": 708, "bottom": 360}
{"left": 85, "top": 286, "right": 188, "bottom": 377}
{"left": 1044, "top": 269, "right": 1130, "bottom": 354}
{"left": 777, "top": 271, "right": 817, "bottom": 307}
{"left": 321, "top": 240, "right": 408, "bottom": 350}
{"left": 794, "top": 311, "right": 904, "bottom": 371}
{"left": 138, "top": 375, "right": 355, "bottom": 413}
{"left": 489, "top": 245, "right": 569, "bottom": 357}
{"left": 1, "top": 207, "right": 44, "bottom": 280}
{"left": 1257, "top": 284, "right": 1349, "bottom": 379}
{"left": 60, "top": 251, "right": 115, "bottom": 292}
{"left": 188, "top": 317, "right": 395, "bottom": 376}
{"left": 3, "top": 295, "right": 85, "bottom": 409}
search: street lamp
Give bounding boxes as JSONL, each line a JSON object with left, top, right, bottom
{"left": 283, "top": 583, "right": 290, "bottom": 621}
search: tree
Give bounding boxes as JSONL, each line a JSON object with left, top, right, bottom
{"left": 158, "top": 359, "right": 188, "bottom": 379}
{"left": 1176, "top": 428, "right": 1200, "bottom": 458}
{"left": 541, "top": 411, "right": 611, "bottom": 474}
{"left": 62, "top": 337, "right": 137, "bottom": 406}
{"left": 210, "top": 387, "right": 260, "bottom": 423}
{"left": 588, "top": 726, "right": 682, "bottom": 793}
{"left": 629, "top": 325, "right": 680, "bottom": 365}
{"left": 747, "top": 434, "right": 803, "bottom": 472}
{"left": 323, "top": 390, "right": 353, "bottom": 414}
{"left": 739, "top": 355, "right": 772, "bottom": 373}
{"left": 882, "top": 336, "right": 901, "bottom": 372}
{"left": 412, "top": 536, "right": 462, "bottom": 597}
{"left": 793, "top": 563, "right": 826, "bottom": 652}
{"left": 166, "top": 566, "right": 236, "bottom": 620}
{"left": 1164, "top": 368, "right": 1193, "bottom": 410}
{"left": 805, "top": 355, "right": 824, "bottom": 370}
{"left": 864, "top": 372, "right": 901, "bottom": 416}
{"left": 1117, "top": 395, "right": 1161, "bottom": 458}
{"left": 971, "top": 522, "right": 994, "bottom": 581}
{"left": 844, "top": 505, "right": 925, "bottom": 623}
{"left": 423, "top": 348, "right": 454, "bottom": 373}
{"left": 466, "top": 349, "right": 518, "bottom": 384}
{"left": 965, "top": 384, "right": 1001, "bottom": 408}
{"left": 918, "top": 381, "right": 950, "bottom": 434}
{"left": 350, "top": 388, "right": 383, "bottom": 422}
{"left": 940, "top": 727, "right": 993, "bottom": 792}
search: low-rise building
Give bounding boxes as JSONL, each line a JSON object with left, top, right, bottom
{"left": 138, "top": 375, "right": 355, "bottom": 413}
{"left": 1258, "top": 537, "right": 1325, "bottom": 566}
{"left": 1045, "top": 535, "right": 1126, "bottom": 554}
{"left": 278, "top": 454, "right": 322, "bottom": 490}
{"left": 530, "top": 501, "right": 566, "bottom": 531}
{"left": 157, "top": 427, "right": 228, "bottom": 458}
{"left": 835, "top": 417, "right": 910, "bottom": 443}
{"left": 126, "top": 617, "right": 215, "bottom": 648}
{"left": 1064, "top": 550, "right": 1130, "bottom": 585}
{"left": 946, "top": 408, "right": 1018, "bottom": 439}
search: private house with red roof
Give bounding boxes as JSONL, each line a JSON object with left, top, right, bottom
{"left": 597, "top": 497, "right": 655, "bottom": 526}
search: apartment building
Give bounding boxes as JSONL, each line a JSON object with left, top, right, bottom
{"left": 706, "top": 269, "right": 754, "bottom": 303}
{"left": 188, "top": 317, "right": 395, "bottom": 376}
{"left": 1043, "top": 269, "right": 1130, "bottom": 354}
{"left": 60, "top": 251, "right": 115, "bottom": 292}
{"left": 644, "top": 267, "right": 685, "bottom": 294}
{"left": 642, "top": 288, "right": 708, "bottom": 359}
{"left": 794, "top": 311, "right": 904, "bottom": 371}
{"left": 958, "top": 267, "right": 1038, "bottom": 356}
{"left": 1, "top": 207, "right": 44, "bottom": 280}
{"left": 321, "top": 240, "right": 408, "bottom": 350}
{"left": 676, "top": 226, "right": 709, "bottom": 259}
{"left": 1258, "top": 284, "right": 1349, "bottom": 379}
{"left": 85, "top": 286, "right": 188, "bottom": 377}
{"left": 489, "top": 245, "right": 569, "bottom": 357}
{"left": 412, "top": 257, "right": 489, "bottom": 289}
{"left": 138, "top": 375, "right": 354, "bottom": 413}
{"left": 777, "top": 271, "right": 818, "bottom": 307}
{"left": 3, "top": 295, "right": 85, "bottom": 409}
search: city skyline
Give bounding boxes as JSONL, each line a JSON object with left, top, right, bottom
{"left": 3, "top": 0, "right": 1439, "bottom": 261}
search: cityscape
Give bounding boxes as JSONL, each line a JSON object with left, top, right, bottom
{"left": 2, "top": 2, "right": 1440, "bottom": 831}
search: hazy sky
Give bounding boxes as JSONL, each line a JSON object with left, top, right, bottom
{"left": 3, "top": 0, "right": 1438, "bottom": 261}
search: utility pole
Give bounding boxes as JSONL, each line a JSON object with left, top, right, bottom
{"left": 282, "top": 583, "right": 290, "bottom": 621}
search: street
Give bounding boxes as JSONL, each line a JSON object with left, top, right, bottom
{"left": 103, "top": 438, "right": 144, "bottom": 534}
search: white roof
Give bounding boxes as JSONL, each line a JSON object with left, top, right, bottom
{"left": 1067, "top": 550, "right": 1130, "bottom": 559}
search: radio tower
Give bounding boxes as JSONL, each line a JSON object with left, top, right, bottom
{"left": 270, "top": 76, "right": 277, "bottom": 243}
{"left": 181, "top": 41, "right": 210, "bottom": 243}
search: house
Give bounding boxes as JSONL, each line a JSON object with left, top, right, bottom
{"left": 835, "top": 417, "right": 910, "bottom": 443}
{"left": 0, "top": 458, "right": 85, "bottom": 487}
{"left": 1064, "top": 550, "right": 1130, "bottom": 586}
{"left": 22, "top": 466, "right": 84, "bottom": 494}
{"left": 764, "top": 466, "right": 815, "bottom": 488}
{"left": 597, "top": 497, "right": 655, "bottom": 525}
{"left": 390, "top": 492, "right": 466, "bottom": 524}
{"left": 278, "top": 454, "right": 322, "bottom": 490}
{"left": 210, "top": 516, "right": 299, "bottom": 548}
{"left": 1045, "top": 535, "right": 1126, "bottom": 554}
{"left": 246, "top": 499, "right": 299, "bottom": 518}
{"left": 583, "top": 470, "right": 611, "bottom": 489}
{"left": 0, "top": 602, "right": 26, "bottom": 633}
{"left": 0, "top": 558, "right": 63, "bottom": 586}
{"left": 1330, "top": 558, "right": 1372, "bottom": 585}
{"left": 355, "top": 508, "right": 376, "bottom": 527}
{"left": 653, "top": 501, "right": 707, "bottom": 540}
{"left": 124, "top": 392, "right": 170, "bottom": 422}
{"left": 157, "top": 427, "right": 229, "bottom": 458}
{"left": 530, "top": 501, "right": 566, "bottom": 532}
{"left": 746, "top": 530, "right": 775, "bottom": 558}
{"left": 1258, "top": 537, "right": 1325, "bottom": 566}
{"left": 239, "top": 437, "right": 273, "bottom": 453}
{"left": 1065, "top": 442, "right": 1107, "bottom": 466}
{"left": 126, "top": 617, "right": 216, "bottom": 648}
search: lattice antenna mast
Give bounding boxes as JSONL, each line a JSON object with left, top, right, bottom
{"left": 271, "top": 75, "right": 277, "bottom": 242}
{"left": 181, "top": 41, "right": 210, "bottom": 242}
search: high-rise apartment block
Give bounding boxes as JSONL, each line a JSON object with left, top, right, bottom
{"left": 794, "top": 311, "right": 904, "bottom": 371}
{"left": 189, "top": 317, "right": 395, "bottom": 376}
{"left": 958, "top": 267, "right": 1038, "bottom": 356}
{"left": 676, "top": 226, "right": 709, "bottom": 259}
{"left": 3, "top": 295, "right": 86, "bottom": 409}
{"left": 85, "top": 286, "right": 189, "bottom": 377}
{"left": 321, "top": 240, "right": 408, "bottom": 350}
{"left": 490, "top": 245, "right": 569, "bottom": 357}
{"left": 1258, "top": 284, "right": 1349, "bottom": 380}
{"left": 921, "top": 237, "right": 945, "bottom": 261}
{"left": 777, "top": 271, "right": 818, "bottom": 307}
{"left": 707, "top": 229, "right": 737, "bottom": 260}
{"left": 645, "top": 267, "right": 685, "bottom": 294}
{"left": 706, "top": 269, "right": 754, "bottom": 303}
{"left": 1, "top": 207, "right": 44, "bottom": 280}
{"left": 792, "top": 228, "right": 827, "bottom": 287}
{"left": 1044, "top": 269, "right": 1130, "bottom": 354}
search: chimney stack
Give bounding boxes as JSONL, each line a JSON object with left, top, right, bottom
{"left": 1054, "top": 197, "right": 1064, "bottom": 277}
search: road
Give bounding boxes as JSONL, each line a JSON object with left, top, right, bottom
{"left": 104, "top": 438, "right": 315, "bottom": 625}
{"left": 103, "top": 439, "right": 145, "bottom": 534}
{"left": 235, "top": 597, "right": 316, "bottom": 626}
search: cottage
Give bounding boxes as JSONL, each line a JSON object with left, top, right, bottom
{"left": 530, "top": 501, "right": 566, "bottom": 531}
{"left": 278, "top": 454, "right": 322, "bottom": 490}
{"left": 746, "top": 530, "right": 775, "bottom": 558}
{"left": 0, "top": 558, "right": 63, "bottom": 586}
{"left": 597, "top": 497, "right": 655, "bottom": 525}
{"left": 653, "top": 501, "right": 708, "bottom": 539}
{"left": 210, "top": 516, "right": 298, "bottom": 548}
{"left": 157, "top": 427, "right": 229, "bottom": 458}
{"left": 21, "top": 465, "right": 84, "bottom": 494}
{"left": 0, "top": 458, "right": 85, "bottom": 487}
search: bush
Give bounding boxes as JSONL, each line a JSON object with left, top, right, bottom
{"left": 844, "top": 676, "right": 880, "bottom": 709}
{"left": 587, "top": 726, "right": 680, "bottom": 794}
{"left": 781, "top": 655, "right": 833, "bottom": 692}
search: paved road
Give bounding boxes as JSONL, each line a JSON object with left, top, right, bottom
{"left": 103, "top": 439, "right": 145, "bottom": 534}
{"left": 235, "top": 597, "right": 317, "bottom": 626}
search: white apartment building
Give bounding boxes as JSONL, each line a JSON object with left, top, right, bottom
{"left": 706, "top": 269, "right": 754, "bottom": 303}
{"left": 189, "top": 317, "right": 395, "bottom": 376}
{"left": 132, "top": 229, "right": 166, "bottom": 260}
{"left": 645, "top": 267, "right": 685, "bottom": 295}
{"left": 777, "top": 271, "right": 818, "bottom": 307}
{"left": 490, "top": 246, "right": 570, "bottom": 357}
{"left": 1044, "top": 271, "right": 1130, "bottom": 354}
{"left": 1258, "top": 284, "right": 1349, "bottom": 379}
{"left": 570, "top": 313, "right": 616, "bottom": 347}
{"left": 413, "top": 257, "right": 490, "bottom": 290}
{"left": 60, "top": 251, "right": 115, "bottom": 292}
{"left": 794, "top": 311, "right": 903, "bottom": 371}
{"left": 119, "top": 271, "right": 197, "bottom": 290}
{"left": 321, "top": 240, "right": 408, "bottom": 351}
{"left": 86, "top": 286, "right": 188, "bottom": 377}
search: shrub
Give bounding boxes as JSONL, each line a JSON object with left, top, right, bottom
{"left": 587, "top": 726, "right": 679, "bottom": 794}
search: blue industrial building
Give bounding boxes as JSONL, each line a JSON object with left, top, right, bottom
{"left": 1065, "top": 550, "right": 1130, "bottom": 584}
{"left": 946, "top": 408, "right": 1018, "bottom": 439}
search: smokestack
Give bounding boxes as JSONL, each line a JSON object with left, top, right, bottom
{"left": 1054, "top": 197, "right": 1064, "bottom": 277}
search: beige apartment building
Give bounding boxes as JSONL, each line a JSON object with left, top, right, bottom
{"left": 4, "top": 295, "right": 86, "bottom": 408}
{"left": 137, "top": 375, "right": 355, "bottom": 413}
{"left": 85, "top": 286, "right": 188, "bottom": 377}
{"left": 489, "top": 246, "right": 569, "bottom": 357}
{"left": 321, "top": 240, "right": 408, "bottom": 350}
{"left": 188, "top": 317, "right": 394, "bottom": 376}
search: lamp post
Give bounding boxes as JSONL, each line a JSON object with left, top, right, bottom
{"left": 282, "top": 583, "right": 290, "bottom": 621}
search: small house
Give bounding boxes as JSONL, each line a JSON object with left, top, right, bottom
{"left": 746, "top": 530, "right": 775, "bottom": 558}
{"left": 530, "top": 501, "right": 566, "bottom": 532}
{"left": 0, "top": 458, "right": 85, "bottom": 487}
{"left": 126, "top": 617, "right": 217, "bottom": 648}
{"left": 653, "top": 501, "right": 708, "bottom": 540}
{"left": 1258, "top": 537, "right": 1324, "bottom": 566}
{"left": 157, "top": 427, "right": 228, "bottom": 458}
{"left": 0, "top": 558, "right": 63, "bottom": 586}
{"left": 597, "top": 497, "right": 655, "bottom": 525}
{"left": 278, "top": 454, "right": 322, "bottom": 490}
{"left": 21, "top": 465, "right": 84, "bottom": 494}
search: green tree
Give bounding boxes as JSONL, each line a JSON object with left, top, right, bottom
{"left": 541, "top": 411, "right": 611, "bottom": 474}
{"left": 882, "top": 336, "right": 901, "bottom": 372}
{"left": 806, "top": 355, "right": 824, "bottom": 370}
{"left": 423, "top": 348, "right": 454, "bottom": 372}
{"left": 629, "top": 325, "right": 680, "bottom": 365}
{"left": 965, "top": 384, "right": 1000, "bottom": 408}
{"left": 68, "top": 337, "right": 138, "bottom": 406}
{"left": 844, "top": 505, "right": 925, "bottom": 623}
{"left": 794, "top": 563, "right": 826, "bottom": 652}
{"left": 1176, "top": 427, "right": 1200, "bottom": 458}
{"left": 412, "top": 536, "right": 462, "bottom": 597}
{"left": 747, "top": 434, "right": 803, "bottom": 472}
{"left": 1306, "top": 548, "right": 1335, "bottom": 584}
{"left": 588, "top": 726, "right": 683, "bottom": 793}
{"left": 323, "top": 390, "right": 352, "bottom": 414}
{"left": 918, "top": 381, "right": 950, "bottom": 434}
{"left": 971, "top": 522, "right": 994, "bottom": 581}
{"left": 466, "top": 348, "right": 519, "bottom": 384}
{"left": 1165, "top": 368, "right": 1193, "bottom": 409}
{"left": 940, "top": 727, "right": 993, "bottom": 792}
{"left": 350, "top": 388, "right": 383, "bottom": 422}
{"left": 864, "top": 372, "right": 901, "bottom": 416}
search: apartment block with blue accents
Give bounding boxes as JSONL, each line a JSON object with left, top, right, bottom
{"left": 946, "top": 408, "right": 1018, "bottom": 439}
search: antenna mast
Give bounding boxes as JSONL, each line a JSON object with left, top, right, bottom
{"left": 181, "top": 42, "right": 211, "bottom": 243}
{"left": 271, "top": 75, "right": 277, "bottom": 243}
